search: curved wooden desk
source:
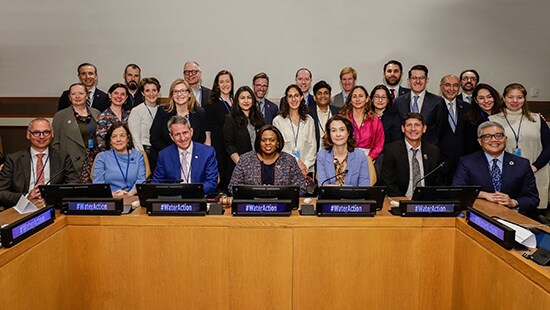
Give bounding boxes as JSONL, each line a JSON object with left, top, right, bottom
{"left": 0, "top": 199, "right": 548, "bottom": 309}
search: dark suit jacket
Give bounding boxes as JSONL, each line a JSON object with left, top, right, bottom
{"left": 392, "top": 91, "right": 446, "bottom": 145}
{"left": 152, "top": 143, "right": 218, "bottom": 194}
{"left": 262, "top": 98, "right": 279, "bottom": 125}
{"left": 381, "top": 140, "right": 442, "bottom": 197}
{"left": 199, "top": 86, "right": 211, "bottom": 107}
{"left": 0, "top": 148, "right": 80, "bottom": 208}
{"left": 380, "top": 111, "right": 403, "bottom": 145}
{"left": 397, "top": 86, "right": 410, "bottom": 97}
{"left": 332, "top": 92, "right": 346, "bottom": 108}
{"left": 456, "top": 93, "right": 472, "bottom": 103}
{"left": 439, "top": 98, "right": 470, "bottom": 183}
{"left": 453, "top": 151, "right": 539, "bottom": 215}
{"left": 124, "top": 91, "right": 144, "bottom": 111}
{"left": 57, "top": 88, "right": 110, "bottom": 112}
{"left": 307, "top": 104, "right": 340, "bottom": 151}
{"left": 223, "top": 115, "right": 254, "bottom": 158}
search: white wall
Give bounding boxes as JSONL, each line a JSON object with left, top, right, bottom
{"left": 1, "top": 0, "right": 549, "bottom": 100}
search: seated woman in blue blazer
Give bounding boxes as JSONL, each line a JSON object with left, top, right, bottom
{"left": 93, "top": 124, "right": 146, "bottom": 197}
{"left": 316, "top": 115, "right": 370, "bottom": 186}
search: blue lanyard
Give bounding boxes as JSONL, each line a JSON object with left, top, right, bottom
{"left": 221, "top": 98, "right": 231, "bottom": 112}
{"left": 504, "top": 114, "right": 523, "bottom": 149}
{"left": 31, "top": 154, "right": 50, "bottom": 187}
{"left": 113, "top": 150, "right": 130, "bottom": 190}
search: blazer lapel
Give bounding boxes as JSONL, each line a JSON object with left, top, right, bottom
{"left": 19, "top": 151, "right": 31, "bottom": 192}
{"left": 343, "top": 151, "right": 356, "bottom": 185}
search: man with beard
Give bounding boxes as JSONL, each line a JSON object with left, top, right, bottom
{"left": 383, "top": 60, "right": 410, "bottom": 101}
{"left": 332, "top": 67, "right": 357, "bottom": 108}
{"left": 123, "top": 64, "right": 143, "bottom": 110}
{"left": 252, "top": 72, "right": 278, "bottom": 125}
{"left": 183, "top": 60, "right": 211, "bottom": 107}
{"left": 457, "top": 69, "right": 479, "bottom": 103}
{"left": 57, "top": 63, "right": 110, "bottom": 112}
{"left": 438, "top": 74, "right": 470, "bottom": 183}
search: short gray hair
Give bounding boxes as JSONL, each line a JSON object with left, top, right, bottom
{"left": 167, "top": 115, "right": 191, "bottom": 133}
{"left": 477, "top": 121, "right": 505, "bottom": 138}
{"left": 28, "top": 117, "right": 51, "bottom": 131}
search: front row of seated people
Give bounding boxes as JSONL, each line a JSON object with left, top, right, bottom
{"left": 0, "top": 116, "right": 540, "bottom": 219}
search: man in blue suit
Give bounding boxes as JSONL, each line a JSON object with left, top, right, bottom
{"left": 153, "top": 115, "right": 218, "bottom": 194}
{"left": 453, "top": 121, "right": 539, "bottom": 216}
{"left": 252, "top": 72, "right": 278, "bottom": 125}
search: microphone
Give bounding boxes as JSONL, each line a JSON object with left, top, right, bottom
{"left": 44, "top": 156, "right": 82, "bottom": 186}
{"left": 414, "top": 162, "right": 445, "bottom": 190}
{"left": 321, "top": 169, "right": 349, "bottom": 186}
{"left": 305, "top": 170, "right": 349, "bottom": 196}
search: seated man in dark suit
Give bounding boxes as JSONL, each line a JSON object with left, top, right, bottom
{"left": 57, "top": 63, "right": 110, "bottom": 112}
{"left": 0, "top": 118, "right": 79, "bottom": 208}
{"left": 453, "top": 121, "right": 539, "bottom": 216}
{"left": 392, "top": 64, "right": 446, "bottom": 145}
{"left": 308, "top": 80, "right": 340, "bottom": 152}
{"left": 252, "top": 72, "right": 278, "bottom": 125}
{"left": 153, "top": 115, "right": 218, "bottom": 194}
{"left": 381, "top": 113, "right": 443, "bottom": 197}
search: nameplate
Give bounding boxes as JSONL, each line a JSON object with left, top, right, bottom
{"left": 398, "top": 200, "right": 460, "bottom": 217}
{"left": 316, "top": 199, "right": 377, "bottom": 217}
{"left": 0, "top": 207, "right": 56, "bottom": 248}
{"left": 232, "top": 199, "right": 291, "bottom": 216}
{"left": 62, "top": 198, "right": 123, "bottom": 215}
{"left": 148, "top": 199, "right": 206, "bottom": 216}
{"left": 467, "top": 208, "right": 516, "bottom": 250}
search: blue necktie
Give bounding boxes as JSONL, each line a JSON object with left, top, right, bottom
{"left": 490, "top": 158, "right": 501, "bottom": 192}
{"left": 412, "top": 96, "right": 419, "bottom": 113}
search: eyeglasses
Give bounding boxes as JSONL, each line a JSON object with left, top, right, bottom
{"left": 410, "top": 76, "right": 427, "bottom": 81}
{"left": 372, "top": 95, "right": 388, "bottom": 101}
{"left": 28, "top": 130, "right": 52, "bottom": 137}
{"left": 173, "top": 89, "right": 190, "bottom": 95}
{"left": 462, "top": 77, "right": 477, "bottom": 82}
{"left": 183, "top": 70, "right": 199, "bottom": 76}
{"left": 479, "top": 133, "right": 505, "bottom": 142}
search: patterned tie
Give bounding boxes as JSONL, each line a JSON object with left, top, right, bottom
{"left": 448, "top": 101, "right": 456, "bottom": 132}
{"left": 490, "top": 158, "right": 501, "bottom": 192}
{"left": 465, "top": 95, "right": 472, "bottom": 103}
{"left": 36, "top": 153, "right": 45, "bottom": 185}
{"left": 411, "top": 148, "right": 421, "bottom": 189}
{"left": 390, "top": 88, "right": 395, "bottom": 101}
{"left": 86, "top": 90, "right": 92, "bottom": 107}
{"left": 412, "top": 96, "right": 419, "bottom": 113}
{"left": 180, "top": 150, "right": 189, "bottom": 183}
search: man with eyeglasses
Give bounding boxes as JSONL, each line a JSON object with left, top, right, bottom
{"left": 392, "top": 64, "right": 446, "bottom": 146}
{"left": 457, "top": 69, "right": 479, "bottom": 103}
{"left": 453, "top": 121, "right": 539, "bottom": 217}
{"left": 252, "top": 72, "right": 278, "bottom": 125}
{"left": 183, "top": 60, "right": 211, "bottom": 107}
{"left": 0, "top": 118, "right": 79, "bottom": 209}
{"left": 57, "top": 63, "right": 110, "bottom": 112}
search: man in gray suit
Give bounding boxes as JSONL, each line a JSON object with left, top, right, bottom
{"left": 332, "top": 66, "right": 357, "bottom": 108}
{"left": 183, "top": 60, "right": 211, "bottom": 107}
{"left": 0, "top": 118, "right": 79, "bottom": 208}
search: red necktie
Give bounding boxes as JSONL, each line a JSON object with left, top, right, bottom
{"left": 390, "top": 88, "right": 395, "bottom": 101}
{"left": 36, "top": 153, "right": 45, "bottom": 185}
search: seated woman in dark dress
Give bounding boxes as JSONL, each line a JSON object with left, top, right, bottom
{"left": 228, "top": 125, "right": 306, "bottom": 195}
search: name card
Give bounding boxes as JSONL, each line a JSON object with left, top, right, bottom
{"left": 62, "top": 198, "right": 123, "bottom": 215}
{"left": 317, "top": 199, "right": 377, "bottom": 217}
{"left": 467, "top": 208, "right": 515, "bottom": 249}
{"left": 398, "top": 200, "right": 460, "bottom": 217}
{"left": 148, "top": 199, "right": 206, "bottom": 216}
{"left": 0, "top": 207, "right": 56, "bottom": 248}
{"left": 232, "top": 199, "right": 291, "bottom": 216}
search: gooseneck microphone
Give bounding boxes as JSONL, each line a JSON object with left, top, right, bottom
{"left": 414, "top": 162, "right": 445, "bottom": 190}
{"left": 321, "top": 169, "right": 349, "bottom": 186}
{"left": 44, "top": 156, "right": 82, "bottom": 186}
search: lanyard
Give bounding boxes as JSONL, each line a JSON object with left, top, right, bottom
{"left": 221, "top": 98, "right": 231, "bottom": 113}
{"left": 31, "top": 154, "right": 50, "bottom": 187}
{"left": 504, "top": 114, "right": 523, "bottom": 149}
{"left": 317, "top": 109, "right": 332, "bottom": 135}
{"left": 113, "top": 150, "right": 130, "bottom": 190}
{"left": 144, "top": 104, "right": 156, "bottom": 120}
{"left": 289, "top": 117, "right": 301, "bottom": 150}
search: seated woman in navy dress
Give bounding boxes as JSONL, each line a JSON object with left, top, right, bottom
{"left": 93, "top": 124, "right": 146, "bottom": 197}
{"left": 228, "top": 125, "right": 306, "bottom": 195}
{"left": 316, "top": 115, "right": 370, "bottom": 186}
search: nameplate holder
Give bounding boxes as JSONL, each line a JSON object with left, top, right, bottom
{"left": 62, "top": 198, "right": 123, "bottom": 215}
{"left": 148, "top": 198, "right": 206, "bottom": 216}
{"left": 398, "top": 200, "right": 461, "bottom": 217}
{"left": 467, "top": 208, "right": 516, "bottom": 250}
{"left": 316, "top": 199, "right": 377, "bottom": 217}
{"left": 0, "top": 207, "right": 56, "bottom": 248}
{"left": 232, "top": 199, "right": 292, "bottom": 216}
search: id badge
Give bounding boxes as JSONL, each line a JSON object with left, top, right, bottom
{"left": 293, "top": 149, "right": 300, "bottom": 158}
{"left": 88, "top": 138, "right": 94, "bottom": 149}
{"left": 513, "top": 148, "right": 521, "bottom": 157}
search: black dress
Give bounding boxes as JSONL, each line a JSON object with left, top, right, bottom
{"left": 205, "top": 98, "right": 232, "bottom": 191}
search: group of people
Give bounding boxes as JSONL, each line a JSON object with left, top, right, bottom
{"left": 0, "top": 60, "right": 548, "bottom": 222}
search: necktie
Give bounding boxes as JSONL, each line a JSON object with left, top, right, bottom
{"left": 181, "top": 150, "right": 189, "bottom": 183}
{"left": 411, "top": 148, "right": 421, "bottom": 189}
{"left": 412, "top": 96, "right": 419, "bottom": 113}
{"left": 36, "top": 153, "right": 45, "bottom": 185}
{"left": 490, "top": 158, "right": 501, "bottom": 192}
{"left": 87, "top": 90, "right": 92, "bottom": 107}
{"left": 390, "top": 89, "right": 395, "bottom": 101}
{"left": 465, "top": 95, "right": 472, "bottom": 103}
{"left": 448, "top": 102, "right": 456, "bottom": 132}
